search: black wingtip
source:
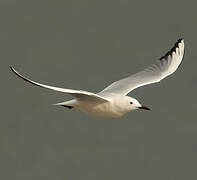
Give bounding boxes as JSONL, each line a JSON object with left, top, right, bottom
{"left": 159, "top": 38, "right": 184, "bottom": 60}
{"left": 10, "top": 66, "right": 18, "bottom": 74}
{"left": 10, "top": 66, "right": 17, "bottom": 75}
{"left": 10, "top": 66, "right": 19, "bottom": 77}
{"left": 9, "top": 66, "right": 14, "bottom": 71}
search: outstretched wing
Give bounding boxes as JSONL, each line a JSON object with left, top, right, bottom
{"left": 10, "top": 67, "right": 108, "bottom": 103}
{"left": 101, "top": 39, "right": 185, "bottom": 95}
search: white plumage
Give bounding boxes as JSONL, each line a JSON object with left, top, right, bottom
{"left": 11, "top": 39, "right": 185, "bottom": 117}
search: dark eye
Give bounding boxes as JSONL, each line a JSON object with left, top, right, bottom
{"left": 130, "top": 102, "right": 133, "bottom": 104}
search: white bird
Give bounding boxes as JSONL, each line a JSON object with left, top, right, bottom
{"left": 10, "top": 39, "right": 185, "bottom": 118}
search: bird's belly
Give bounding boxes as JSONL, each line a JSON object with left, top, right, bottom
{"left": 77, "top": 102, "right": 125, "bottom": 118}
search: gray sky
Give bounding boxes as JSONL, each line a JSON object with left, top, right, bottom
{"left": 1, "top": 0, "right": 197, "bottom": 179}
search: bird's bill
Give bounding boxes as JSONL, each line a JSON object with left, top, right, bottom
{"left": 138, "top": 106, "right": 151, "bottom": 111}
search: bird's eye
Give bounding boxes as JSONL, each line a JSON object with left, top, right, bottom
{"left": 130, "top": 102, "right": 133, "bottom": 104}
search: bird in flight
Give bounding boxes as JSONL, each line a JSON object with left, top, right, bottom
{"left": 10, "top": 39, "right": 185, "bottom": 117}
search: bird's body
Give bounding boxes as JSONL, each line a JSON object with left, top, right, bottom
{"left": 64, "top": 95, "right": 139, "bottom": 118}
{"left": 10, "top": 39, "right": 185, "bottom": 117}
{"left": 77, "top": 99, "right": 128, "bottom": 118}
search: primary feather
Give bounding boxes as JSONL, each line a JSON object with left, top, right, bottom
{"left": 101, "top": 39, "right": 184, "bottom": 95}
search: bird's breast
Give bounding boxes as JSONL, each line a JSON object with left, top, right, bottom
{"left": 77, "top": 100, "right": 128, "bottom": 118}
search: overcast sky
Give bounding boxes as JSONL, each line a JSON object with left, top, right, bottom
{"left": 1, "top": 0, "right": 197, "bottom": 179}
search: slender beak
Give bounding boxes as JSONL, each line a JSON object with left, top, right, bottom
{"left": 138, "top": 106, "right": 151, "bottom": 111}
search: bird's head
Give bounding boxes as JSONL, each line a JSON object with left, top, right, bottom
{"left": 126, "top": 96, "right": 151, "bottom": 111}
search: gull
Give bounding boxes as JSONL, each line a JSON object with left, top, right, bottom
{"left": 10, "top": 39, "right": 185, "bottom": 118}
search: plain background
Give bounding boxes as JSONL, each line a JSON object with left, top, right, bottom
{"left": 1, "top": 0, "right": 197, "bottom": 179}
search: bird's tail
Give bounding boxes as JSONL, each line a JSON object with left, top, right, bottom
{"left": 53, "top": 99, "right": 77, "bottom": 109}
